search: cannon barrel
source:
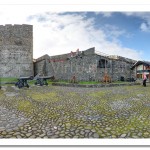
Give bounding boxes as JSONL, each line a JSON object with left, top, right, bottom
{"left": 37, "top": 76, "right": 54, "bottom": 80}
{"left": 19, "top": 76, "right": 33, "bottom": 80}
{"left": 34, "top": 76, "right": 55, "bottom": 86}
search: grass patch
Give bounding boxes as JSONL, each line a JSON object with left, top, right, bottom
{"left": 79, "top": 81, "right": 100, "bottom": 84}
{"left": 0, "top": 77, "right": 17, "bottom": 83}
{"left": 111, "top": 81, "right": 131, "bottom": 84}
{"left": 17, "top": 100, "right": 35, "bottom": 115}
{"left": 51, "top": 80, "right": 133, "bottom": 85}
{"left": 0, "top": 90, "right": 4, "bottom": 97}
{"left": 89, "top": 91, "right": 107, "bottom": 98}
{"left": 29, "top": 91, "right": 59, "bottom": 102}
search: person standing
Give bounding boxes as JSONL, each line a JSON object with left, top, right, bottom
{"left": 143, "top": 73, "right": 147, "bottom": 87}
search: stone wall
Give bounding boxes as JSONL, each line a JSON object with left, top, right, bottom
{"left": 34, "top": 47, "right": 136, "bottom": 81}
{"left": 95, "top": 54, "right": 134, "bottom": 81}
{"left": 34, "top": 55, "right": 49, "bottom": 76}
{"left": 0, "top": 24, "right": 33, "bottom": 77}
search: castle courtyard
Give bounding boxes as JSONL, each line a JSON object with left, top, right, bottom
{"left": 0, "top": 85, "right": 149, "bottom": 138}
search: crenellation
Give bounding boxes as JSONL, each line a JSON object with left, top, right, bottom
{"left": 5, "top": 24, "right": 12, "bottom": 27}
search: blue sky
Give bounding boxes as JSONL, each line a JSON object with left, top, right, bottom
{"left": 28, "top": 11, "right": 150, "bottom": 60}
{"left": 85, "top": 12, "right": 150, "bottom": 60}
{"left": 0, "top": 5, "right": 150, "bottom": 61}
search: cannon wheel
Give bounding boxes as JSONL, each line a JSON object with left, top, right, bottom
{"left": 18, "top": 82, "right": 23, "bottom": 88}
{"left": 39, "top": 80, "right": 43, "bottom": 86}
{"left": 26, "top": 84, "right": 29, "bottom": 88}
{"left": 40, "top": 83, "right": 43, "bottom": 86}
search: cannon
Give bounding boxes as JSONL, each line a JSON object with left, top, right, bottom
{"left": 34, "top": 76, "right": 55, "bottom": 86}
{"left": 15, "top": 76, "right": 33, "bottom": 88}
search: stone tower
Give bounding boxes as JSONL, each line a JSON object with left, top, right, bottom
{"left": 0, "top": 24, "right": 33, "bottom": 77}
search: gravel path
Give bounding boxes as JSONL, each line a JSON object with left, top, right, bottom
{"left": 0, "top": 84, "right": 149, "bottom": 138}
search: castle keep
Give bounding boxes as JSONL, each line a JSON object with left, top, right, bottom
{"left": 0, "top": 24, "right": 33, "bottom": 77}
{"left": 34, "top": 47, "right": 136, "bottom": 82}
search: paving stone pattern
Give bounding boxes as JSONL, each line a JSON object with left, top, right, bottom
{"left": 0, "top": 85, "right": 149, "bottom": 138}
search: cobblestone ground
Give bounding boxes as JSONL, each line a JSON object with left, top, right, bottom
{"left": 0, "top": 84, "right": 150, "bottom": 138}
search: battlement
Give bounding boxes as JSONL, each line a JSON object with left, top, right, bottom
{"left": 0, "top": 24, "right": 32, "bottom": 28}
{"left": 0, "top": 24, "right": 33, "bottom": 35}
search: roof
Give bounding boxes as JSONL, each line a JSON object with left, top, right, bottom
{"left": 34, "top": 54, "right": 50, "bottom": 62}
{"left": 131, "top": 60, "right": 150, "bottom": 69}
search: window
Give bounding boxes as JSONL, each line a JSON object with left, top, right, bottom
{"left": 98, "top": 59, "right": 110, "bottom": 68}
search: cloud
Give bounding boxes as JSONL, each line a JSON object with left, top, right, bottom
{"left": 123, "top": 12, "right": 150, "bottom": 33}
{"left": 101, "top": 24, "right": 126, "bottom": 43}
{"left": 28, "top": 12, "right": 98, "bottom": 57}
{"left": 26, "top": 12, "right": 142, "bottom": 60}
{"left": 0, "top": 6, "right": 143, "bottom": 60}
{"left": 97, "top": 42, "right": 143, "bottom": 60}
{"left": 140, "top": 22, "right": 150, "bottom": 32}
{"left": 95, "top": 12, "right": 112, "bottom": 17}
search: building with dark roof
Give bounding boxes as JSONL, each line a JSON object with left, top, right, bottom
{"left": 131, "top": 61, "right": 150, "bottom": 81}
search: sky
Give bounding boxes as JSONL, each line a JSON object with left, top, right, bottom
{"left": 0, "top": 4, "right": 150, "bottom": 61}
